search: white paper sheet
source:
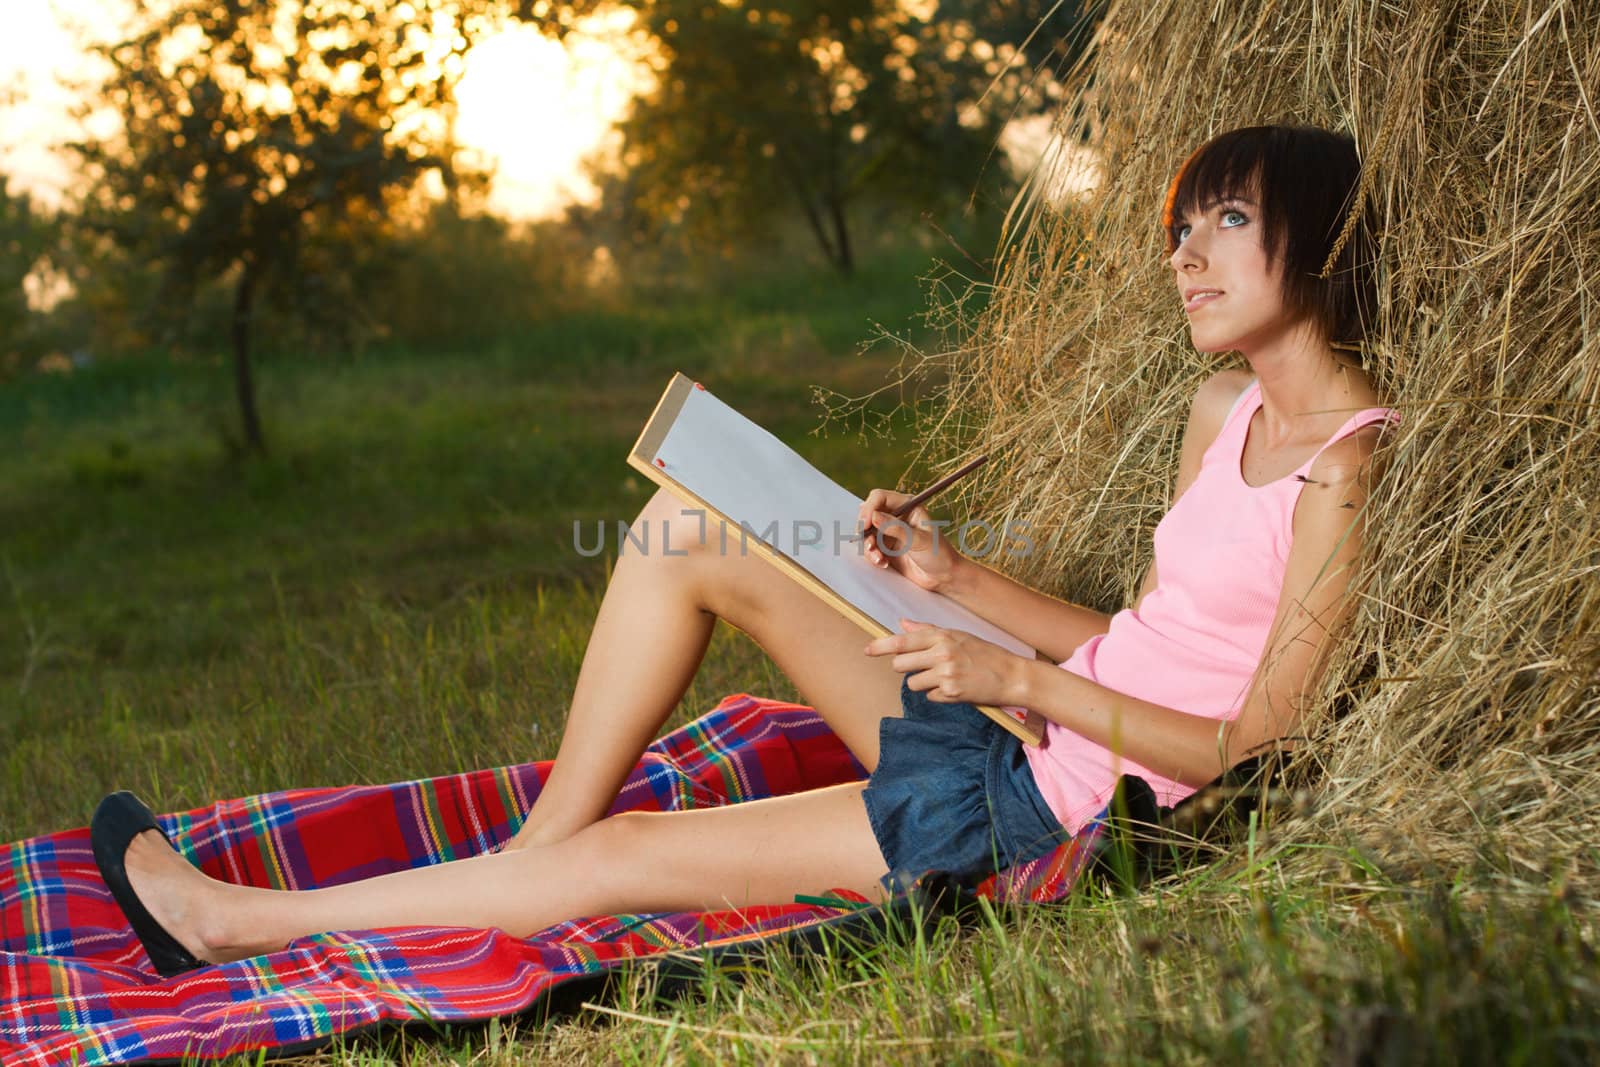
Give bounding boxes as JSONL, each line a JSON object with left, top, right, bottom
{"left": 651, "top": 385, "right": 1033, "bottom": 660}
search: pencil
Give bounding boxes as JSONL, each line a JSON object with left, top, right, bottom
{"left": 850, "top": 454, "right": 988, "bottom": 542}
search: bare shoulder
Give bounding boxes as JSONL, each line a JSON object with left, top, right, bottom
{"left": 1292, "top": 426, "right": 1390, "bottom": 543}
{"left": 1306, "top": 422, "right": 1389, "bottom": 491}
{"left": 1186, "top": 368, "right": 1253, "bottom": 440}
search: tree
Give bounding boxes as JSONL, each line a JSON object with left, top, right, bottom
{"left": 609, "top": 0, "right": 1095, "bottom": 273}
{"left": 0, "top": 176, "right": 55, "bottom": 377}
{"left": 71, "top": 0, "right": 518, "bottom": 453}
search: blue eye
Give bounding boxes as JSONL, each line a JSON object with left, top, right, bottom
{"left": 1221, "top": 209, "right": 1248, "bottom": 227}
{"left": 1176, "top": 223, "right": 1192, "bottom": 242}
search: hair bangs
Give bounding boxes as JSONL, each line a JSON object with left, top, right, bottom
{"left": 1166, "top": 145, "right": 1259, "bottom": 254}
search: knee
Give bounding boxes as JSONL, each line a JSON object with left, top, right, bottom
{"left": 631, "top": 489, "right": 721, "bottom": 561}
{"left": 634, "top": 487, "right": 680, "bottom": 525}
{"left": 557, "top": 813, "right": 651, "bottom": 896}
{"left": 593, "top": 811, "right": 650, "bottom": 855}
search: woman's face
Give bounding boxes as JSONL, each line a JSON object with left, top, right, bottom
{"left": 1169, "top": 191, "right": 1301, "bottom": 355}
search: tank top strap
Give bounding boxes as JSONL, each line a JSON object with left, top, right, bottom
{"left": 1204, "top": 378, "right": 1262, "bottom": 462}
{"left": 1297, "top": 405, "right": 1400, "bottom": 477}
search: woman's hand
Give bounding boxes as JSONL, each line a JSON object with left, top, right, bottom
{"left": 865, "top": 619, "right": 1029, "bottom": 706}
{"left": 856, "top": 489, "right": 965, "bottom": 593}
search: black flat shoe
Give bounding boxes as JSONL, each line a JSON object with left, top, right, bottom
{"left": 91, "top": 791, "right": 207, "bottom": 978}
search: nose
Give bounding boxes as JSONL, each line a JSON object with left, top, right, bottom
{"left": 1170, "top": 229, "right": 1203, "bottom": 273}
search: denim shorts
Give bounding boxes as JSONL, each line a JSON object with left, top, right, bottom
{"left": 861, "top": 678, "right": 1066, "bottom": 881}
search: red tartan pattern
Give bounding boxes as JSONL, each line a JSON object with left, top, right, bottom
{"left": 0, "top": 695, "right": 1102, "bottom": 1065}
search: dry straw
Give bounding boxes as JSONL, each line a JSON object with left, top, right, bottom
{"left": 911, "top": 0, "right": 1600, "bottom": 877}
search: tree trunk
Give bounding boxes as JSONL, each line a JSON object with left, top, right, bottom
{"left": 796, "top": 193, "right": 840, "bottom": 268}
{"left": 772, "top": 146, "right": 847, "bottom": 272}
{"left": 820, "top": 112, "right": 853, "bottom": 276}
{"left": 231, "top": 265, "right": 266, "bottom": 455}
{"left": 826, "top": 192, "right": 853, "bottom": 275}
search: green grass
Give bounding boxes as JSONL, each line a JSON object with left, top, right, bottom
{"left": 0, "top": 246, "right": 927, "bottom": 837}
{"left": 4, "top": 245, "right": 1597, "bottom": 1064}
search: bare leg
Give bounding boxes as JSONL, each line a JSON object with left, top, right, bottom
{"left": 121, "top": 782, "right": 886, "bottom": 965}
{"left": 513, "top": 489, "right": 906, "bottom": 848}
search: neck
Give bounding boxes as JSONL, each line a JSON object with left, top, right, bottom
{"left": 1240, "top": 321, "right": 1368, "bottom": 440}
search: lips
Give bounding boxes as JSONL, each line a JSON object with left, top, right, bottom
{"left": 1183, "top": 287, "right": 1222, "bottom": 313}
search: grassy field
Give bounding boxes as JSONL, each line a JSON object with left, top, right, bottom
{"left": 3, "top": 245, "right": 1596, "bottom": 1064}
{"left": 0, "top": 246, "right": 935, "bottom": 838}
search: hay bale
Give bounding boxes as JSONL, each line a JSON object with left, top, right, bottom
{"left": 915, "top": 0, "right": 1600, "bottom": 873}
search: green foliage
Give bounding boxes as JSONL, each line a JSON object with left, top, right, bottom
{"left": 74, "top": 0, "right": 491, "bottom": 281}
{"left": 355, "top": 202, "right": 593, "bottom": 352}
{"left": 609, "top": 0, "right": 1096, "bottom": 273}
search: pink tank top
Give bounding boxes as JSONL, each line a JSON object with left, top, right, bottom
{"left": 1023, "top": 379, "right": 1398, "bottom": 832}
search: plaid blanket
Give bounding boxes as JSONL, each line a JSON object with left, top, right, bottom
{"left": 0, "top": 695, "right": 1104, "bottom": 1065}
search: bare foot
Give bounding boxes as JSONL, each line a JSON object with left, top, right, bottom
{"left": 121, "top": 829, "right": 230, "bottom": 964}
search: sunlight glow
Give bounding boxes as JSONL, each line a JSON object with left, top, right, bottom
{"left": 0, "top": 0, "right": 113, "bottom": 207}
{"left": 453, "top": 11, "right": 649, "bottom": 220}
{"left": 0, "top": 2, "right": 648, "bottom": 222}
{"left": 1002, "top": 115, "right": 1103, "bottom": 203}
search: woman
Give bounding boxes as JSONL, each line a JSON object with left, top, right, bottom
{"left": 93, "top": 125, "right": 1394, "bottom": 977}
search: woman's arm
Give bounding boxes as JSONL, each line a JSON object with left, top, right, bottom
{"left": 871, "top": 418, "right": 1384, "bottom": 786}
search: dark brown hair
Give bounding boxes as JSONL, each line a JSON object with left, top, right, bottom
{"left": 1162, "top": 125, "right": 1377, "bottom": 348}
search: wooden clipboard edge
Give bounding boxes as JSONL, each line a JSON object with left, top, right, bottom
{"left": 626, "top": 376, "right": 1045, "bottom": 747}
{"left": 629, "top": 371, "right": 696, "bottom": 469}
